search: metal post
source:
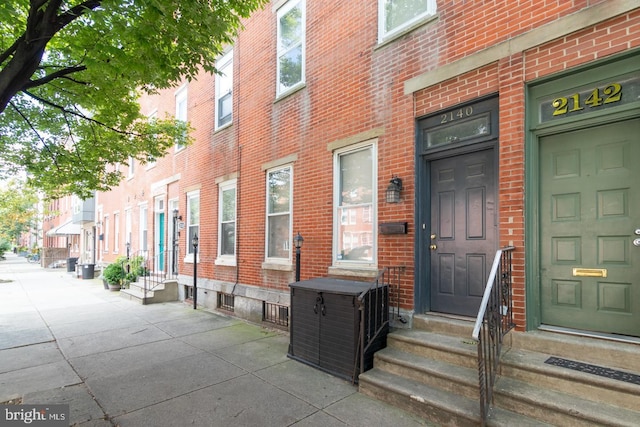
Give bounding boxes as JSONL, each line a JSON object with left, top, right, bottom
{"left": 293, "top": 232, "right": 304, "bottom": 282}
{"left": 172, "top": 210, "right": 179, "bottom": 275}
{"left": 295, "top": 246, "right": 301, "bottom": 282}
{"left": 192, "top": 234, "right": 198, "bottom": 310}
{"left": 126, "top": 242, "right": 130, "bottom": 273}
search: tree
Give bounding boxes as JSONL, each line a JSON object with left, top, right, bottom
{"left": 0, "top": 179, "right": 39, "bottom": 246}
{"left": 0, "top": 0, "right": 267, "bottom": 198}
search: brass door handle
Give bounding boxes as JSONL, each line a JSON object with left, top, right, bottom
{"left": 429, "top": 244, "right": 437, "bottom": 250}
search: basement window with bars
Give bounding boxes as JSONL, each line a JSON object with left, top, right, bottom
{"left": 218, "top": 293, "right": 235, "bottom": 312}
{"left": 184, "top": 285, "right": 194, "bottom": 300}
{"left": 263, "top": 302, "right": 289, "bottom": 328}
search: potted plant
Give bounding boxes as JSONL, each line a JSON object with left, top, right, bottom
{"left": 102, "top": 260, "right": 125, "bottom": 291}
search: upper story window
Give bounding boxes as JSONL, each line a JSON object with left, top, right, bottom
{"left": 277, "top": 0, "right": 305, "bottom": 97}
{"left": 128, "top": 156, "right": 135, "bottom": 178}
{"left": 175, "top": 86, "right": 188, "bottom": 151}
{"left": 266, "top": 165, "right": 292, "bottom": 262}
{"left": 378, "top": 0, "right": 437, "bottom": 43}
{"left": 146, "top": 111, "right": 157, "bottom": 168}
{"left": 215, "top": 50, "right": 233, "bottom": 130}
{"left": 334, "top": 143, "right": 376, "bottom": 266}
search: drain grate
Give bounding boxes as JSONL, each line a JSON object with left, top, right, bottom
{"left": 544, "top": 356, "right": 640, "bottom": 386}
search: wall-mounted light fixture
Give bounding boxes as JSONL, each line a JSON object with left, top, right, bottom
{"left": 386, "top": 176, "right": 403, "bottom": 203}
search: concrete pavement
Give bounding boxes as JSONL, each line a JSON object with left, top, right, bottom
{"left": 0, "top": 253, "right": 431, "bottom": 427}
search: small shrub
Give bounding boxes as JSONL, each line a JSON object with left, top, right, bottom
{"left": 103, "top": 260, "right": 126, "bottom": 285}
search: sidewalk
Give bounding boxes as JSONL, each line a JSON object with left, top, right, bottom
{"left": 0, "top": 253, "right": 430, "bottom": 427}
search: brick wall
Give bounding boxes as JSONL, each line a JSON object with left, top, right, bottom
{"left": 95, "top": 1, "right": 639, "bottom": 326}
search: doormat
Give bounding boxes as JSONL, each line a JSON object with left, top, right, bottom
{"left": 544, "top": 356, "right": 640, "bottom": 386}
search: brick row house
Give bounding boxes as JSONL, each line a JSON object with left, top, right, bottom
{"left": 42, "top": 195, "right": 87, "bottom": 269}
{"left": 95, "top": 1, "right": 640, "bottom": 423}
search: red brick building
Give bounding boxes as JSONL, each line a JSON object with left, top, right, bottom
{"left": 97, "top": 0, "right": 640, "bottom": 335}
{"left": 96, "top": 1, "right": 639, "bottom": 420}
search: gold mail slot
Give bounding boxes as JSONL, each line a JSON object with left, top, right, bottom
{"left": 572, "top": 268, "right": 607, "bottom": 278}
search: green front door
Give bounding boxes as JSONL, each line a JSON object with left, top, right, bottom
{"left": 540, "top": 118, "right": 640, "bottom": 337}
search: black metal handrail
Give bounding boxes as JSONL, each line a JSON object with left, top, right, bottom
{"left": 141, "top": 250, "right": 179, "bottom": 301}
{"left": 353, "top": 266, "right": 404, "bottom": 383}
{"left": 472, "top": 246, "right": 516, "bottom": 425}
{"left": 122, "top": 250, "right": 179, "bottom": 301}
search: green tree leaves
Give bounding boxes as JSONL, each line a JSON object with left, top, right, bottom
{"left": 0, "top": 0, "right": 267, "bottom": 198}
{"left": 0, "top": 179, "right": 38, "bottom": 245}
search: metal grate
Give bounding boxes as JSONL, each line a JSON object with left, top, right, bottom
{"left": 184, "top": 285, "right": 194, "bottom": 300}
{"left": 263, "top": 302, "right": 289, "bottom": 327}
{"left": 217, "top": 292, "right": 234, "bottom": 312}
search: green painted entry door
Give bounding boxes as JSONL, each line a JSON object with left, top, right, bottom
{"left": 540, "top": 118, "right": 640, "bottom": 337}
{"left": 430, "top": 148, "right": 496, "bottom": 316}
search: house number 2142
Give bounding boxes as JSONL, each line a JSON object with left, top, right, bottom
{"left": 552, "top": 83, "right": 622, "bottom": 116}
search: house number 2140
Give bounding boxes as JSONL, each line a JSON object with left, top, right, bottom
{"left": 552, "top": 83, "right": 622, "bottom": 116}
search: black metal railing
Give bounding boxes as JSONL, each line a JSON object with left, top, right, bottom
{"left": 472, "top": 246, "right": 516, "bottom": 425}
{"left": 137, "top": 250, "right": 179, "bottom": 301}
{"left": 353, "top": 266, "right": 404, "bottom": 383}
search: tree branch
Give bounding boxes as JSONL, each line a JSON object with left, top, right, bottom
{"left": 23, "top": 65, "right": 88, "bottom": 89}
{"left": 23, "top": 89, "right": 141, "bottom": 138}
{"left": 0, "top": 36, "right": 24, "bottom": 65}
{"left": 55, "top": 0, "right": 102, "bottom": 31}
{"left": 9, "top": 100, "right": 60, "bottom": 171}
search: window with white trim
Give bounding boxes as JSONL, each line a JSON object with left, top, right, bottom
{"left": 217, "top": 180, "right": 236, "bottom": 262}
{"left": 215, "top": 50, "right": 233, "bottom": 129}
{"left": 175, "top": 86, "right": 188, "bottom": 150}
{"left": 114, "top": 212, "right": 120, "bottom": 253}
{"left": 186, "top": 191, "right": 200, "bottom": 255}
{"left": 104, "top": 215, "right": 109, "bottom": 253}
{"left": 334, "top": 143, "right": 376, "bottom": 265}
{"left": 266, "top": 166, "right": 292, "bottom": 261}
{"left": 378, "top": 0, "right": 437, "bottom": 42}
{"left": 146, "top": 111, "right": 157, "bottom": 167}
{"left": 128, "top": 156, "right": 135, "bottom": 178}
{"left": 139, "top": 204, "right": 148, "bottom": 252}
{"left": 276, "top": 0, "right": 305, "bottom": 96}
{"left": 125, "top": 209, "right": 132, "bottom": 249}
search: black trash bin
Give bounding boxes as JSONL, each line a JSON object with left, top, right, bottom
{"left": 67, "top": 257, "right": 78, "bottom": 272}
{"left": 82, "top": 264, "right": 95, "bottom": 279}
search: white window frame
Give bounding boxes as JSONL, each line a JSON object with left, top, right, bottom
{"left": 139, "top": 203, "right": 148, "bottom": 253}
{"left": 104, "top": 214, "right": 109, "bottom": 253}
{"left": 125, "top": 208, "right": 132, "bottom": 251}
{"left": 175, "top": 85, "right": 188, "bottom": 151}
{"left": 146, "top": 110, "right": 157, "bottom": 168}
{"left": 265, "top": 165, "right": 293, "bottom": 264}
{"left": 333, "top": 142, "right": 377, "bottom": 268}
{"left": 128, "top": 156, "right": 135, "bottom": 178}
{"left": 276, "top": 0, "right": 305, "bottom": 97}
{"left": 378, "top": 0, "right": 437, "bottom": 43}
{"left": 216, "top": 179, "right": 237, "bottom": 266}
{"left": 113, "top": 212, "right": 120, "bottom": 253}
{"left": 215, "top": 50, "right": 233, "bottom": 130}
{"left": 185, "top": 190, "right": 200, "bottom": 261}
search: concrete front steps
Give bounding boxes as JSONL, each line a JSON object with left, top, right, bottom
{"left": 358, "top": 314, "right": 640, "bottom": 426}
{"left": 120, "top": 279, "right": 178, "bottom": 305}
